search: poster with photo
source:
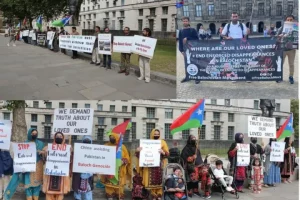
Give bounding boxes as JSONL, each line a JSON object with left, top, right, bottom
{"left": 98, "top": 34, "right": 112, "bottom": 55}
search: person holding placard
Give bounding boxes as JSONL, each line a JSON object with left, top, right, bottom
{"left": 7, "top": 24, "right": 16, "bottom": 47}
{"left": 102, "top": 27, "right": 113, "bottom": 69}
{"left": 5, "top": 128, "right": 44, "bottom": 200}
{"left": 71, "top": 27, "right": 80, "bottom": 59}
{"left": 91, "top": 26, "right": 102, "bottom": 66}
{"left": 137, "top": 28, "right": 152, "bottom": 83}
{"left": 135, "top": 129, "right": 169, "bottom": 200}
{"left": 119, "top": 27, "right": 132, "bottom": 75}
{"left": 280, "top": 137, "right": 294, "bottom": 183}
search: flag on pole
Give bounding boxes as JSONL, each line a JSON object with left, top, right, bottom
{"left": 170, "top": 99, "right": 205, "bottom": 135}
{"left": 109, "top": 134, "right": 123, "bottom": 185}
{"left": 276, "top": 113, "right": 294, "bottom": 141}
{"left": 51, "top": 15, "right": 72, "bottom": 27}
{"left": 176, "top": 1, "right": 184, "bottom": 8}
{"left": 36, "top": 16, "right": 42, "bottom": 30}
{"left": 106, "top": 120, "right": 132, "bottom": 136}
{"left": 16, "top": 22, "right": 20, "bottom": 28}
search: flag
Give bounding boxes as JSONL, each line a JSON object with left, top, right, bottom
{"left": 16, "top": 22, "right": 20, "bottom": 28}
{"left": 176, "top": 1, "right": 184, "bottom": 8}
{"left": 106, "top": 120, "right": 132, "bottom": 136}
{"left": 51, "top": 15, "right": 72, "bottom": 27}
{"left": 276, "top": 113, "right": 294, "bottom": 141}
{"left": 109, "top": 134, "right": 123, "bottom": 185}
{"left": 22, "top": 17, "right": 27, "bottom": 26}
{"left": 36, "top": 16, "right": 42, "bottom": 30}
{"left": 171, "top": 99, "right": 205, "bottom": 135}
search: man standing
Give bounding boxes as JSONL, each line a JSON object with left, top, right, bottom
{"left": 178, "top": 17, "right": 200, "bottom": 84}
{"left": 71, "top": 27, "right": 79, "bottom": 59}
{"left": 7, "top": 24, "right": 16, "bottom": 47}
{"left": 60, "top": 27, "right": 68, "bottom": 54}
{"left": 91, "top": 26, "right": 101, "bottom": 66}
{"left": 119, "top": 27, "right": 132, "bottom": 76}
{"left": 102, "top": 27, "right": 113, "bottom": 69}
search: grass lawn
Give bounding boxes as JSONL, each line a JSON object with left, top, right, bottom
{"left": 201, "top": 148, "right": 228, "bottom": 159}
{"left": 111, "top": 44, "right": 176, "bottom": 76}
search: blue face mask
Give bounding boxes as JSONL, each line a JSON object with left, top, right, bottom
{"left": 83, "top": 140, "right": 91, "bottom": 144}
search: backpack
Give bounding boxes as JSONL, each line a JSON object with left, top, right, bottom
{"left": 226, "top": 22, "right": 245, "bottom": 38}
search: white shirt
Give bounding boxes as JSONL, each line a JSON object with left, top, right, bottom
{"left": 221, "top": 22, "right": 247, "bottom": 39}
{"left": 213, "top": 168, "right": 224, "bottom": 178}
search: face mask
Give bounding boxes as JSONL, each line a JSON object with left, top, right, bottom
{"left": 251, "top": 138, "right": 257, "bottom": 144}
{"left": 83, "top": 140, "right": 91, "bottom": 144}
{"left": 191, "top": 140, "right": 196, "bottom": 145}
{"left": 55, "top": 138, "right": 63, "bottom": 144}
{"left": 110, "top": 138, "right": 116, "bottom": 144}
{"left": 237, "top": 137, "right": 244, "bottom": 143}
{"left": 153, "top": 136, "right": 160, "bottom": 140}
{"left": 31, "top": 135, "right": 37, "bottom": 140}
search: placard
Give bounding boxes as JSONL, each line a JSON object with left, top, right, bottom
{"left": 48, "top": 32, "right": 55, "bottom": 46}
{"left": 59, "top": 35, "right": 96, "bottom": 53}
{"left": 283, "top": 22, "right": 298, "bottom": 34}
{"left": 98, "top": 34, "right": 112, "bottom": 55}
{"left": 270, "top": 142, "right": 285, "bottom": 162}
{"left": 13, "top": 143, "right": 36, "bottom": 173}
{"left": 32, "top": 32, "right": 36, "bottom": 41}
{"left": 23, "top": 30, "right": 29, "bottom": 36}
{"left": 29, "top": 30, "right": 33, "bottom": 38}
{"left": 47, "top": 31, "right": 53, "bottom": 40}
{"left": 19, "top": 31, "right": 23, "bottom": 39}
{"left": 45, "top": 144, "right": 71, "bottom": 176}
{"left": 73, "top": 143, "right": 116, "bottom": 175}
{"left": 248, "top": 116, "right": 276, "bottom": 138}
{"left": 236, "top": 143, "right": 250, "bottom": 166}
{"left": 37, "top": 34, "right": 46, "bottom": 46}
{"left": 131, "top": 35, "right": 157, "bottom": 59}
{"left": 113, "top": 36, "right": 134, "bottom": 53}
{"left": 0, "top": 120, "right": 12, "bottom": 150}
{"left": 139, "top": 139, "right": 161, "bottom": 167}
{"left": 52, "top": 108, "right": 94, "bottom": 135}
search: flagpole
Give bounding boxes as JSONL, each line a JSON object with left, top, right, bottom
{"left": 118, "top": 134, "right": 122, "bottom": 200}
{"left": 197, "top": 127, "right": 200, "bottom": 155}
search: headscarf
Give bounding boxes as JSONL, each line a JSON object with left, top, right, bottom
{"left": 228, "top": 133, "right": 244, "bottom": 152}
{"left": 53, "top": 132, "right": 65, "bottom": 144}
{"left": 181, "top": 135, "right": 203, "bottom": 165}
{"left": 269, "top": 138, "right": 276, "bottom": 146}
{"left": 27, "top": 128, "right": 44, "bottom": 162}
{"left": 284, "top": 137, "right": 290, "bottom": 149}
{"left": 82, "top": 135, "right": 92, "bottom": 144}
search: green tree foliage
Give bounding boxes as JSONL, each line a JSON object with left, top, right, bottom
{"left": 291, "top": 99, "right": 299, "bottom": 140}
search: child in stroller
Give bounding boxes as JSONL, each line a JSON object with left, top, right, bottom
{"left": 213, "top": 160, "right": 235, "bottom": 192}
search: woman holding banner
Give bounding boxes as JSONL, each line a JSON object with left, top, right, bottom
{"left": 135, "top": 129, "right": 169, "bottom": 200}
{"left": 4, "top": 128, "right": 44, "bottom": 200}
{"left": 280, "top": 137, "right": 294, "bottom": 183}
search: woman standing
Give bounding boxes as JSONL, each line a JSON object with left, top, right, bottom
{"left": 180, "top": 135, "right": 203, "bottom": 197}
{"left": 281, "top": 137, "right": 294, "bottom": 183}
{"left": 227, "top": 133, "right": 247, "bottom": 192}
{"left": 263, "top": 138, "right": 281, "bottom": 187}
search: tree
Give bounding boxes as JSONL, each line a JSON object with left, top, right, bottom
{"left": 4, "top": 101, "right": 27, "bottom": 142}
{"left": 291, "top": 99, "right": 299, "bottom": 139}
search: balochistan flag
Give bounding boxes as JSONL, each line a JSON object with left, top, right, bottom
{"left": 16, "top": 22, "right": 20, "bottom": 28}
{"left": 176, "top": 1, "right": 184, "bottom": 8}
{"left": 52, "top": 15, "right": 72, "bottom": 27}
{"left": 171, "top": 99, "right": 205, "bottom": 135}
{"left": 109, "top": 134, "right": 123, "bottom": 185}
{"left": 36, "top": 16, "right": 42, "bottom": 30}
{"left": 106, "top": 120, "right": 132, "bottom": 136}
{"left": 276, "top": 113, "right": 294, "bottom": 141}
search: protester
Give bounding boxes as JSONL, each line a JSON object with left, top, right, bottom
{"left": 23, "top": 27, "right": 29, "bottom": 44}
{"left": 164, "top": 167, "right": 185, "bottom": 200}
{"left": 135, "top": 129, "right": 169, "bottom": 200}
{"left": 276, "top": 15, "right": 297, "bottom": 84}
{"left": 41, "top": 132, "right": 72, "bottom": 200}
{"left": 53, "top": 28, "right": 60, "bottom": 52}
{"left": 198, "top": 25, "right": 206, "bottom": 40}
{"left": 268, "top": 24, "right": 277, "bottom": 36}
{"left": 251, "top": 158, "right": 264, "bottom": 193}
{"left": 71, "top": 27, "right": 80, "bottom": 59}
{"left": 28, "top": 28, "right": 32, "bottom": 45}
{"left": 180, "top": 135, "right": 203, "bottom": 197}
{"left": 102, "top": 27, "right": 113, "bottom": 69}
{"left": 228, "top": 133, "right": 247, "bottom": 192}
{"left": 280, "top": 137, "right": 294, "bottom": 183}
{"left": 119, "top": 27, "right": 132, "bottom": 75}
{"left": 138, "top": 28, "right": 152, "bottom": 83}
{"left": 91, "top": 26, "right": 101, "bottom": 66}
{"left": 263, "top": 26, "right": 268, "bottom": 37}
{"left": 291, "top": 141, "right": 297, "bottom": 169}
{"left": 206, "top": 28, "right": 212, "bottom": 40}
{"left": 217, "top": 26, "right": 224, "bottom": 40}
{"left": 101, "top": 133, "right": 131, "bottom": 200}
{"left": 178, "top": 17, "right": 200, "bottom": 84}
{"left": 7, "top": 24, "right": 16, "bottom": 47}
{"left": 213, "top": 160, "right": 234, "bottom": 192}
{"left": 59, "top": 27, "right": 68, "bottom": 54}
{"left": 263, "top": 138, "right": 281, "bottom": 187}
{"left": 5, "top": 128, "right": 44, "bottom": 200}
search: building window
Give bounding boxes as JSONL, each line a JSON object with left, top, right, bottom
{"left": 225, "top": 99, "right": 230, "bottom": 106}
{"left": 276, "top": 4, "right": 282, "bottom": 16}
{"left": 72, "top": 103, "right": 78, "bottom": 108}
{"left": 45, "top": 115, "right": 52, "bottom": 123}
{"left": 83, "top": 22, "right": 85, "bottom": 29}
{"left": 113, "top": 11, "right": 116, "bottom": 17}
{"left": 254, "top": 100, "right": 259, "bottom": 109}
{"left": 105, "top": 12, "right": 109, "bottom": 18}
{"left": 149, "top": 19, "right": 154, "bottom": 31}
{"left": 161, "top": 19, "right": 167, "bottom": 32}
{"left": 120, "top": 11, "right": 125, "bottom": 17}
{"left": 182, "top": 130, "right": 190, "bottom": 140}
{"left": 93, "top": 21, "right": 96, "bottom": 28}
{"left": 97, "top": 128, "right": 104, "bottom": 140}
{"left": 138, "top": 19, "right": 143, "bottom": 31}
{"left": 97, "top": 104, "right": 103, "bottom": 111}
{"left": 276, "top": 103, "right": 280, "bottom": 112}
{"left": 162, "top": 6, "right": 168, "bottom": 15}
{"left": 258, "top": 3, "right": 264, "bottom": 16}
{"left": 221, "top": 4, "right": 227, "bottom": 16}
{"left": 106, "top": 2, "right": 109, "bottom": 8}
{"left": 232, "top": 3, "right": 239, "bottom": 13}
{"left": 228, "top": 126, "right": 234, "bottom": 140}
{"left": 165, "top": 108, "right": 173, "bottom": 119}
{"left": 208, "top": 4, "right": 215, "bottom": 16}
{"left": 132, "top": 122, "right": 136, "bottom": 140}
{"left": 33, "top": 101, "right": 39, "bottom": 108}
{"left": 203, "top": 111, "right": 206, "bottom": 120}
{"left": 44, "top": 126, "right": 51, "bottom": 139}
{"left": 122, "top": 106, "right": 128, "bottom": 112}
{"left": 119, "top": 20, "right": 124, "bottom": 30}
{"left": 211, "top": 99, "right": 217, "bottom": 105}
{"left": 146, "top": 107, "right": 155, "bottom": 118}
{"left": 59, "top": 102, "right": 65, "bottom": 108}
{"left": 228, "top": 113, "right": 234, "bottom": 122}
{"left": 124, "top": 118, "right": 130, "bottom": 122}
{"left": 214, "top": 125, "right": 221, "bottom": 140}
{"left": 200, "top": 125, "right": 206, "bottom": 139}
{"left": 146, "top": 123, "right": 156, "bottom": 139}
{"left": 183, "top": 5, "right": 189, "bottom": 17}
{"left": 246, "top": 3, "right": 252, "bottom": 15}
{"left": 88, "top": 7, "right": 89, "bottom": 11}
{"left": 213, "top": 112, "right": 221, "bottom": 121}
{"left": 98, "top": 5, "right": 100, "bottom": 9}
{"left": 165, "top": 123, "right": 172, "bottom": 139}
{"left": 287, "top": 5, "right": 293, "bottom": 15}
{"left": 3, "top": 113, "right": 10, "bottom": 120}
{"left": 83, "top": 7, "right": 85, "bottom": 11}
{"left": 85, "top": 103, "right": 90, "bottom": 108}
{"left": 98, "top": 117, "right": 105, "bottom": 125}
{"left": 139, "top": 9, "right": 143, "bottom": 16}
{"left": 276, "top": 118, "right": 281, "bottom": 127}
{"left": 31, "top": 114, "right": 38, "bottom": 122}
{"left": 71, "top": 135, "right": 78, "bottom": 140}
{"left": 123, "top": 130, "right": 130, "bottom": 141}
{"left": 132, "top": 106, "right": 136, "bottom": 117}
{"left": 195, "top": 5, "right": 202, "bottom": 17}
{"left": 45, "top": 102, "right": 52, "bottom": 108}
{"left": 31, "top": 125, "right": 38, "bottom": 130}
{"left": 110, "top": 105, "right": 115, "bottom": 112}
{"left": 111, "top": 118, "right": 118, "bottom": 125}
{"left": 121, "top": 0, "right": 125, "bottom": 6}
{"left": 150, "top": 8, "right": 156, "bottom": 16}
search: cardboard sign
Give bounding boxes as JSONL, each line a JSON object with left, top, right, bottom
{"left": 113, "top": 36, "right": 134, "bottom": 53}
{"left": 37, "top": 34, "right": 46, "bottom": 46}
{"left": 52, "top": 108, "right": 94, "bottom": 135}
{"left": 283, "top": 22, "right": 298, "bottom": 34}
{"left": 23, "top": 30, "right": 29, "bottom": 36}
{"left": 131, "top": 35, "right": 157, "bottom": 59}
{"left": 270, "top": 142, "right": 285, "bottom": 162}
{"left": 0, "top": 120, "right": 12, "bottom": 150}
{"left": 48, "top": 32, "right": 55, "bottom": 46}
{"left": 32, "top": 33, "right": 36, "bottom": 41}
{"left": 98, "top": 34, "right": 112, "bottom": 55}
{"left": 73, "top": 143, "right": 116, "bottom": 175}
{"left": 139, "top": 139, "right": 161, "bottom": 167}
{"left": 45, "top": 144, "right": 71, "bottom": 176}
{"left": 59, "top": 35, "right": 96, "bottom": 53}
{"left": 13, "top": 143, "right": 36, "bottom": 173}
{"left": 29, "top": 30, "right": 33, "bottom": 38}
{"left": 236, "top": 143, "right": 250, "bottom": 166}
{"left": 248, "top": 116, "right": 276, "bottom": 138}
{"left": 47, "top": 31, "right": 53, "bottom": 40}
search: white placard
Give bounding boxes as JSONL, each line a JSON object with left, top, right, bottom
{"left": 52, "top": 108, "right": 94, "bottom": 135}
{"left": 236, "top": 143, "right": 250, "bottom": 166}
{"left": 113, "top": 36, "right": 134, "bottom": 53}
{"left": 48, "top": 32, "right": 55, "bottom": 46}
{"left": 270, "top": 142, "right": 285, "bottom": 162}
{"left": 139, "top": 139, "right": 161, "bottom": 167}
{"left": 29, "top": 30, "right": 33, "bottom": 38}
{"left": 131, "top": 35, "right": 157, "bottom": 59}
{"left": 13, "top": 143, "right": 36, "bottom": 173}
{"left": 45, "top": 144, "right": 71, "bottom": 176}
{"left": 5, "top": 29, "right": 8, "bottom": 34}
{"left": 98, "top": 34, "right": 112, "bottom": 55}
{"left": 23, "top": 30, "right": 29, "bottom": 36}
{"left": 248, "top": 116, "right": 276, "bottom": 138}
{"left": 20, "top": 31, "right": 23, "bottom": 39}
{"left": 32, "top": 33, "right": 36, "bottom": 41}
{"left": 59, "top": 35, "right": 96, "bottom": 53}
{"left": 0, "top": 120, "right": 12, "bottom": 150}
{"left": 47, "top": 31, "right": 53, "bottom": 40}
{"left": 73, "top": 143, "right": 116, "bottom": 175}
{"left": 283, "top": 22, "right": 298, "bottom": 34}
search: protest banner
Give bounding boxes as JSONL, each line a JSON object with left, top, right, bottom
{"left": 236, "top": 143, "right": 250, "bottom": 166}
{"left": 270, "top": 142, "right": 285, "bottom": 162}
{"left": 248, "top": 116, "right": 276, "bottom": 138}
{"left": 113, "top": 36, "right": 134, "bottom": 53}
{"left": 45, "top": 144, "right": 71, "bottom": 176}
{"left": 73, "top": 143, "right": 116, "bottom": 175}
{"left": 281, "top": 22, "right": 298, "bottom": 50}
{"left": 183, "top": 38, "right": 283, "bottom": 81}
{"left": 59, "top": 35, "right": 96, "bottom": 53}
{"left": 37, "top": 34, "right": 46, "bottom": 46}
{"left": 13, "top": 143, "right": 36, "bottom": 173}
{"left": 131, "top": 35, "right": 157, "bottom": 59}
{"left": 0, "top": 120, "right": 12, "bottom": 150}
{"left": 139, "top": 139, "right": 161, "bottom": 167}
{"left": 98, "top": 34, "right": 112, "bottom": 55}
{"left": 23, "top": 30, "right": 29, "bottom": 36}
{"left": 52, "top": 108, "right": 94, "bottom": 135}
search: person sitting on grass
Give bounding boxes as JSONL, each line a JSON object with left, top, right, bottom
{"left": 213, "top": 160, "right": 235, "bottom": 192}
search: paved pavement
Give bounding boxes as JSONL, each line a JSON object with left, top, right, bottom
{"left": 0, "top": 37, "right": 175, "bottom": 100}
{"left": 176, "top": 44, "right": 299, "bottom": 99}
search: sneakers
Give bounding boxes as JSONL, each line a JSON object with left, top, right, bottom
{"left": 202, "top": 195, "right": 211, "bottom": 199}
{"left": 90, "top": 61, "right": 95, "bottom": 64}
{"left": 7, "top": 44, "right": 9, "bottom": 46}
{"left": 138, "top": 77, "right": 144, "bottom": 81}
{"left": 195, "top": 80, "right": 200, "bottom": 84}
{"left": 145, "top": 79, "right": 150, "bottom": 83}
{"left": 226, "top": 187, "right": 234, "bottom": 192}
{"left": 193, "top": 192, "right": 202, "bottom": 198}
{"left": 289, "top": 76, "right": 294, "bottom": 84}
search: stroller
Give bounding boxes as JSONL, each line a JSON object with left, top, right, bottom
{"left": 168, "top": 147, "right": 183, "bottom": 164}
{"left": 205, "top": 154, "right": 239, "bottom": 200}
{"left": 163, "top": 163, "right": 189, "bottom": 200}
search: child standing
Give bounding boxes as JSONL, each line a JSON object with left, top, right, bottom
{"left": 213, "top": 160, "right": 235, "bottom": 192}
{"left": 199, "top": 164, "right": 212, "bottom": 199}
{"left": 138, "top": 28, "right": 152, "bottom": 83}
{"left": 251, "top": 158, "right": 264, "bottom": 193}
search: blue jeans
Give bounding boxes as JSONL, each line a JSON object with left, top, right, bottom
{"left": 74, "top": 191, "right": 93, "bottom": 200}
